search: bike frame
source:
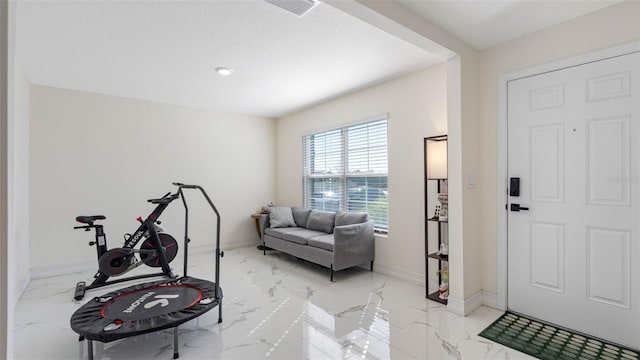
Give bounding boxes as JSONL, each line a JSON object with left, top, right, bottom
{"left": 74, "top": 191, "right": 180, "bottom": 300}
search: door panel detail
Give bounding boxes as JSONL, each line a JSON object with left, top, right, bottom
{"left": 529, "top": 84, "right": 565, "bottom": 111}
{"left": 587, "top": 226, "right": 631, "bottom": 309}
{"left": 529, "top": 222, "right": 565, "bottom": 293}
{"left": 508, "top": 51, "right": 640, "bottom": 348}
{"left": 530, "top": 124, "right": 564, "bottom": 203}
{"left": 586, "top": 116, "right": 630, "bottom": 206}
{"left": 587, "top": 71, "right": 631, "bottom": 103}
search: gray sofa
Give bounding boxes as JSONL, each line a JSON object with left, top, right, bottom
{"left": 259, "top": 207, "right": 375, "bottom": 280}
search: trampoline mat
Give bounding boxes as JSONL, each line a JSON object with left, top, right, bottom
{"left": 70, "top": 276, "right": 221, "bottom": 343}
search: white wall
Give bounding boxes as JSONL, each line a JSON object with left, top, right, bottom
{"left": 344, "top": 0, "right": 639, "bottom": 312}
{"left": 0, "top": 0, "right": 10, "bottom": 357}
{"left": 3, "top": 1, "right": 30, "bottom": 357}
{"left": 8, "top": 54, "right": 30, "bottom": 349}
{"left": 276, "top": 64, "right": 447, "bottom": 280}
{"left": 477, "top": 0, "right": 640, "bottom": 295}
{"left": 336, "top": 0, "right": 483, "bottom": 310}
{"left": 2, "top": 1, "right": 30, "bottom": 357}
{"left": 9, "top": 41, "right": 30, "bottom": 308}
{"left": 29, "top": 86, "right": 276, "bottom": 270}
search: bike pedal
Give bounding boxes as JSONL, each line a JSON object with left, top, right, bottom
{"left": 74, "top": 281, "right": 86, "bottom": 301}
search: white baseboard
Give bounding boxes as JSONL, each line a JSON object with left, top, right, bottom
{"left": 30, "top": 262, "right": 95, "bottom": 280}
{"left": 221, "top": 240, "right": 258, "bottom": 250}
{"left": 447, "top": 290, "right": 483, "bottom": 316}
{"left": 187, "top": 244, "right": 218, "bottom": 255}
{"left": 29, "top": 243, "right": 250, "bottom": 280}
{"left": 172, "top": 241, "right": 257, "bottom": 255}
{"left": 482, "top": 290, "right": 498, "bottom": 309}
{"left": 373, "top": 262, "right": 424, "bottom": 286}
{"left": 446, "top": 296, "right": 465, "bottom": 316}
{"left": 13, "top": 270, "right": 31, "bottom": 305}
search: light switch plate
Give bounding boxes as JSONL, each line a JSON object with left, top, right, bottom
{"left": 467, "top": 176, "right": 477, "bottom": 189}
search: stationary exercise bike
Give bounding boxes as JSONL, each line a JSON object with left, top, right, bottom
{"left": 73, "top": 190, "right": 181, "bottom": 300}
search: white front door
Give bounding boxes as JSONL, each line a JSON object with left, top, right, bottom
{"left": 507, "top": 51, "right": 640, "bottom": 348}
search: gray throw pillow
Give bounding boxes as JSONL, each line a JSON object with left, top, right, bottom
{"left": 306, "top": 210, "right": 335, "bottom": 233}
{"left": 335, "top": 211, "right": 369, "bottom": 226}
{"left": 292, "top": 207, "right": 312, "bottom": 227}
{"left": 269, "top": 207, "right": 297, "bottom": 228}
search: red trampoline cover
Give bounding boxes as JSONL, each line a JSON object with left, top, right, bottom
{"left": 70, "top": 276, "right": 221, "bottom": 343}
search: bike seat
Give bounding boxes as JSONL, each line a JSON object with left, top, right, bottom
{"left": 76, "top": 215, "right": 106, "bottom": 224}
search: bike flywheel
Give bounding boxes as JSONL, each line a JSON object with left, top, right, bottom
{"left": 140, "top": 233, "right": 179, "bottom": 267}
{"left": 98, "top": 248, "right": 135, "bottom": 276}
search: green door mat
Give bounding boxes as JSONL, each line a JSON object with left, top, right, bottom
{"left": 479, "top": 311, "right": 639, "bottom": 360}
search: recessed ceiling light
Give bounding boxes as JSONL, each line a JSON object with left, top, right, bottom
{"left": 215, "top": 67, "right": 234, "bottom": 76}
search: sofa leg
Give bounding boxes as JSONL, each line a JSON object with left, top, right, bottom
{"left": 330, "top": 268, "right": 334, "bottom": 282}
{"left": 370, "top": 261, "right": 373, "bottom": 272}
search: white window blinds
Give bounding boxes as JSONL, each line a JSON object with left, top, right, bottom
{"left": 303, "top": 117, "right": 388, "bottom": 232}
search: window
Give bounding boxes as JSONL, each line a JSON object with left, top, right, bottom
{"left": 303, "top": 117, "right": 388, "bottom": 232}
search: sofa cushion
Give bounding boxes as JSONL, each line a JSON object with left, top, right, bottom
{"left": 335, "top": 211, "right": 369, "bottom": 226}
{"left": 291, "top": 207, "right": 312, "bottom": 228}
{"left": 269, "top": 207, "right": 297, "bottom": 228}
{"left": 282, "top": 229, "right": 327, "bottom": 245}
{"left": 264, "top": 227, "right": 305, "bottom": 239}
{"left": 306, "top": 210, "right": 335, "bottom": 233}
{"left": 308, "top": 234, "right": 335, "bottom": 252}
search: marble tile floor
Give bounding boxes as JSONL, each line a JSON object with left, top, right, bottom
{"left": 14, "top": 246, "right": 536, "bottom": 360}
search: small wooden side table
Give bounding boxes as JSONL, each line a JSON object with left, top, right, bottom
{"left": 251, "top": 213, "right": 272, "bottom": 251}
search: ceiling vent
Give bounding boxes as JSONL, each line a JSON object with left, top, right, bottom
{"left": 265, "top": 0, "right": 317, "bottom": 17}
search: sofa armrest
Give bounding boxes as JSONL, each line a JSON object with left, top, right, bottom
{"left": 259, "top": 214, "right": 270, "bottom": 242}
{"left": 333, "top": 220, "right": 375, "bottom": 271}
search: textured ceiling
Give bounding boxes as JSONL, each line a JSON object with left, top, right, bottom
{"left": 16, "top": 1, "right": 626, "bottom": 117}
{"left": 16, "top": 0, "right": 442, "bottom": 118}
{"left": 397, "top": 0, "right": 624, "bottom": 50}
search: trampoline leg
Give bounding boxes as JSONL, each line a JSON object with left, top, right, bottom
{"left": 173, "top": 327, "right": 179, "bottom": 359}
{"left": 218, "top": 302, "right": 223, "bottom": 323}
{"left": 87, "top": 340, "right": 93, "bottom": 360}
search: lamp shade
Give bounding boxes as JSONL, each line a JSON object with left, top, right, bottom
{"left": 427, "top": 140, "right": 447, "bottom": 179}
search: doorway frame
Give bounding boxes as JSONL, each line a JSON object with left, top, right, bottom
{"left": 496, "top": 41, "right": 640, "bottom": 311}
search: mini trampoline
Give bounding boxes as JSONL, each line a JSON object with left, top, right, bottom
{"left": 71, "top": 276, "right": 221, "bottom": 358}
{"left": 70, "top": 183, "right": 224, "bottom": 359}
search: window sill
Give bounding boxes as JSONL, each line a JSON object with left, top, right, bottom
{"left": 374, "top": 232, "right": 389, "bottom": 239}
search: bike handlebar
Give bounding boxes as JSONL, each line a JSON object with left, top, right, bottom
{"left": 147, "top": 191, "right": 180, "bottom": 204}
{"left": 120, "top": 183, "right": 200, "bottom": 205}
{"left": 172, "top": 182, "right": 198, "bottom": 189}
